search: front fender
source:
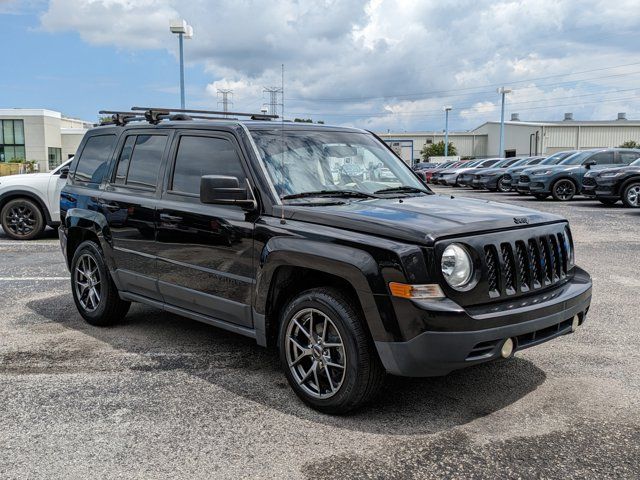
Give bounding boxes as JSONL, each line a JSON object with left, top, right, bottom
{"left": 255, "top": 237, "right": 397, "bottom": 343}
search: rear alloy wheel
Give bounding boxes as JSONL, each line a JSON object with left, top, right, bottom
{"left": 0, "top": 198, "right": 45, "bottom": 240}
{"left": 551, "top": 179, "right": 576, "bottom": 201}
{"left": 279, "top": 288, "right": 384, "bottom": 414}
{"left": 497, "top": 176, "right": 511, "bottom": 193}
{"left": 71, "top": 240, "right": 130, "bottom": 326}
{"left": 622, "top": 182, "right": 640, "bottom": 208}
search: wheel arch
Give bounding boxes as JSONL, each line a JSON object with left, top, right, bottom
{"left": 255, "top": 237, "right": 394, "bottom": 348}
{"left": 63, "top": 209, "right": 113, "bottom": 270}
{"left": 0, "top": 190, "right": 52, "bottom": 224}
{"left": 620, "top": 175, "right": 640, "bottom": 192}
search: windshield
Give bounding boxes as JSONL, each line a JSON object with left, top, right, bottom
{"left": 631, "top": 158, "right": 640, "bottom": 166}
{"left": 540, "top": 152, "right": 575, "bottom": 165}
{"left": 249, "top": 129, "right": 427, "bottom": 199}
{"left": 559, "top": 151, "right": 594, "bottom": 165}
{"left": 502, "top": 158, "right": 523, "bottom": 167}
{"left": 476, "top": 159, "right": 500, "bottom": 168}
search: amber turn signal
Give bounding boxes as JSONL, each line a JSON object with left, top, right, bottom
{"left": 389, "top": 282, "right": 445, "bottom": 299}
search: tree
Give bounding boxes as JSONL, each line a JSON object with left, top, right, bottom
{"left": 421, "top": 141, "right": 457, "bottom": 159}
{"left": 620, "top": 140, "right": 639, "bottom": 148}
{"left": 293, "top": 118, "right": 325, "bottom": 124}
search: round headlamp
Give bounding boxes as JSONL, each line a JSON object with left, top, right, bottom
{"left": 441, "top": 243, "right": 473, "bottom": 289}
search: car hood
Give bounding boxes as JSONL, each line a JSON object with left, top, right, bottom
{"left": 506, "top": 165, "right": 533, "bottom": 175}
{"left": 471, "top": 167, "right": 504, "bottom": 175}
{"left": 522, "top": 164, "right": 581, "bottom": 175}
{"left": 444, "top": 167, "right": 478, "bottom": 175}
{"left": 285, "top": 194, "right": 563, "bottom": 246}
{"left": 594, "top": 165, "right": 640, "bottom": 176}
{"left": 0, "top": 172, "right": 51, "bottom": 186}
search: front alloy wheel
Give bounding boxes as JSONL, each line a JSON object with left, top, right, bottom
{"left": 285, "top": 308, "right": 346, "bottom": 399}
{"left": 279, "top": 288, "right": 384, "bottom": 414}
{"left": 552, "top": 179, "right": 576, "bottom": 201}
{"left": 497, "top": 176, "right": 511, "bottom": 193}
{"left": 622, "top": 183, "right": 640, "bottom": 208}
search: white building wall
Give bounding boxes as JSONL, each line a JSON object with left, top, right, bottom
{"left": 61, "top": 130, "right": 86, "bottom": 160}
{"left": 379, "top": 133, "right": 488, "bottom": 158}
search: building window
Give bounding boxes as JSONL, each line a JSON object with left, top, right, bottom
{"left": 48, "top": 147, "right": 62, "bottom": 169}
{"left": 0, "top": 120, "right": 26, "bottom": 163}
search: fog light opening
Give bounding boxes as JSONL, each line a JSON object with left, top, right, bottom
{"left": 501, "top": 338, "right": 514, "bottom": 358}
{"left": 571, "top": 315, "right": 580, "bottom": 332}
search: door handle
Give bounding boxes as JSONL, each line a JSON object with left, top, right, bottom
{"left": 160, "top": 213, "right": 183, "bottom": 223}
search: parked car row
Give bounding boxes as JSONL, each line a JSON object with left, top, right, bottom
{"left": 414, "top": 148, "right": 640, "bottom": 207}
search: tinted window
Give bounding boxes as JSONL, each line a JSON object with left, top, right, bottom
{"left": 619, "top": 151, "right": 640, "bottom": 164}
{"left": 126, "top": 135, "right": 167, "bottom": 188}
{"left": 74, "top": 135, "right": 116, "bottom": 184}
{"left": 172, "top": 136, "right": 246, "bottom": 195}
{"left": 114, "top": 136, "right": 136, "bottom": 184}
{"left": 588, "top": 151, "right": 614, "bottom": 165}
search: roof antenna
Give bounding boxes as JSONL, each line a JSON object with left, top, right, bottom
{"left": 280, "top": 63, "right": 286, "bottom": 225}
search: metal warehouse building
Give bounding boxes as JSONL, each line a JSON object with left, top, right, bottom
{"left": 380, "top": 112, "right": 640, "bottom": 164}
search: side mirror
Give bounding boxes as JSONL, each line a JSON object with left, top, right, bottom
{"left": 200, "top": 175, "right": 256, "bottom": 209}
{"left": 584, "top": 159, "right": 596, "bottom": 169}
{"left": 58, "top": 167, "right": 69, "bottom": 179}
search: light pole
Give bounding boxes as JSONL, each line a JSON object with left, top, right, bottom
{"left": 443, "top": 106, "right": 452, "bottom": 157}
{"left": 497, "top": 87, "right": 512, "bottom": 157}
{"left": 169, "top": 19, "right": 194, "bottom": 109}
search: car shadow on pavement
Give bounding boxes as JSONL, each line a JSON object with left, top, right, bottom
{"left": 26, "top": 294, "right": 546, "bottom": 435}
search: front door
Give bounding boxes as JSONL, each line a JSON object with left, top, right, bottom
{"left": 156, "top": 131, "right": 257, "bottom": 328}
{"left": 100, "top": 132, "right": 170, "bottom": 301}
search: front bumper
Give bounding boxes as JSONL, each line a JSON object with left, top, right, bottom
{"left": 477, "top": 176, "right": 498, "bottom": 189}
{"left": 375, "top": 267, "right": 592, "bottom": 377}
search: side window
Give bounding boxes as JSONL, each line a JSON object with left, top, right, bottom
{"left": 619, "top": 151, "right": 640, "bottom": 164}
{"left": 588, "top": 151, "right": 614, "bottom": 165}
{"left": 123, "top": 135, "right": 167, "bottom": 189}
{"left": 171, "top": 136, "right": 246, "bottom": 195}
{"left": 114, "top": 136, "right": 136, "bottom": 184}
{"left": 74, "top": 135, "right": 116, "bottom": 184}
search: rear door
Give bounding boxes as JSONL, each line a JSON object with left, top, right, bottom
{"left": 155, "top": 130, "right": 257, "bottom": 328}
{"left": 99, "top": 131, "right": 171, "bottom": 301}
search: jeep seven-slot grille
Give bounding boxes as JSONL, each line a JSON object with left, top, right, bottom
{"left": 484, "top": 234, "right": 568, "bottom": 298}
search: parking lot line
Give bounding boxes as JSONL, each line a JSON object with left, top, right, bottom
{"left": 0, "top": 276, "right": 68, "bottom": 281}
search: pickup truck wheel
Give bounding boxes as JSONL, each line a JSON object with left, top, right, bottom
{"left": 1, "top": 198, "right": 45, "bottom": 240}
{"left": 279, "top": 288, "right": 384, "bottom": 414}
{"left": 71, "top": 240, "right": 130, "bottom": 326}
{"left": 622, "top": 182, "right": 640, "bottom": 208}
{"left": 551, "top": 179, "right": 576, "bottom": 201}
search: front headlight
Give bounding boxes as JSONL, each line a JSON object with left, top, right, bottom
{"left": 601, "top": 172, "right": 623, "bottom": 177}
{"left": 532, "top": 170, "right": 553, "bottom": 176}
{"left": 441, "top": 243, "right": 473, "bottom": 289}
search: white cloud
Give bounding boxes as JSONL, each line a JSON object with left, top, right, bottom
{"left": 38, "top": 0, "right": 640, "bottom": 130}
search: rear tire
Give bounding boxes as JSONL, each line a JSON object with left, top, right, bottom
{"left": 1, "top": 198, "right": 45, "bottom": 240}
{"left": 278, "top": 287, "right": 385, "bottom": 414}
{"left": 622, "top": 182, "right": 640, "bottom": 208}
{"left": 70, "top": 240, "right": 130, "bottom": 326}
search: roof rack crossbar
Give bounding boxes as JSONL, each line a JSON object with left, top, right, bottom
{"left": 98, "top": 110, "right": 146, "bottom": 126}
{"left": 131, "top": 106, "right": 278, "bottom": 119}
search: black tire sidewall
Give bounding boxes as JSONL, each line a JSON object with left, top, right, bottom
{"left": 497, "top": 176, "right": 510, "bottom": 192}
{"left": 71, "top": 240, "right": 113, "bottom": 324}
{"left": 1, "top": 198, "right": 45, "bottom": 240}
{"left": 278, "top": 290, "right": 363, "bottom": 411}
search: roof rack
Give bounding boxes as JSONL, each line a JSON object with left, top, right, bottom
{"left": 131, "top": 106, "right": 278, "bottom": 121}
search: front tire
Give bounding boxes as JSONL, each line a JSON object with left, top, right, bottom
{"left": 279, "top": 288, "right": 384, "bottom": 414}
{"left": 1, "top": 198, "right": 45, "bottom": 240}
{"left": 551, "top": 179, "right": 577, "bottom": 201}
{"left": 71, "top": 240, "right": 130, "bottom": 326}
{"left": 496, "top": 176, "right": 510, "bottom": 193}
{"left": 622, "top": 182, "right": 640, "bottom": 208}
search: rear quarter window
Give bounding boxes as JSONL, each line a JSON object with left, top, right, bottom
{"left": 74, "top": 134, "right": 117, "bottom": 184}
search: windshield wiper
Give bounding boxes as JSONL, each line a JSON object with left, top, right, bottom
{"left": 373, "top": 186, "right": 429, "bottom": 195}
{"left": 281, "top": 189, "right": 377, "bottom": 200}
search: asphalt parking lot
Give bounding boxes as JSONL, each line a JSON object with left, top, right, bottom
{"left": 1, "top": 188, "right": 638, "bottom": 479}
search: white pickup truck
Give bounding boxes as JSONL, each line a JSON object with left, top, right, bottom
{"left": 0, "top": 159, "right": 72, "bottom": 240}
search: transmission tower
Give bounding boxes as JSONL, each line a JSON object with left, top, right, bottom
{"left": 217, "top": 89, "right": 233, "bottom": 115}
{"left": 263, "top": 86, "right": 283, "bottom": 116}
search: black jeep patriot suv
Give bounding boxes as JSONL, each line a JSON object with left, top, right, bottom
{"left": 59, "top": 108, "right": 592, "bottom": 413}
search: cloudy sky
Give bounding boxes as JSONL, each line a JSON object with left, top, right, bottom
{"left": 1, "top": 0, "right": 640, "bottom": 131}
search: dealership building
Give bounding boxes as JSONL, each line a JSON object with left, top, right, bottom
{"left": 0, "top": 109, "right": 92, "bottom": 172}
{"left": 380, "top": 112, "right": 640, "bottom": 164}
